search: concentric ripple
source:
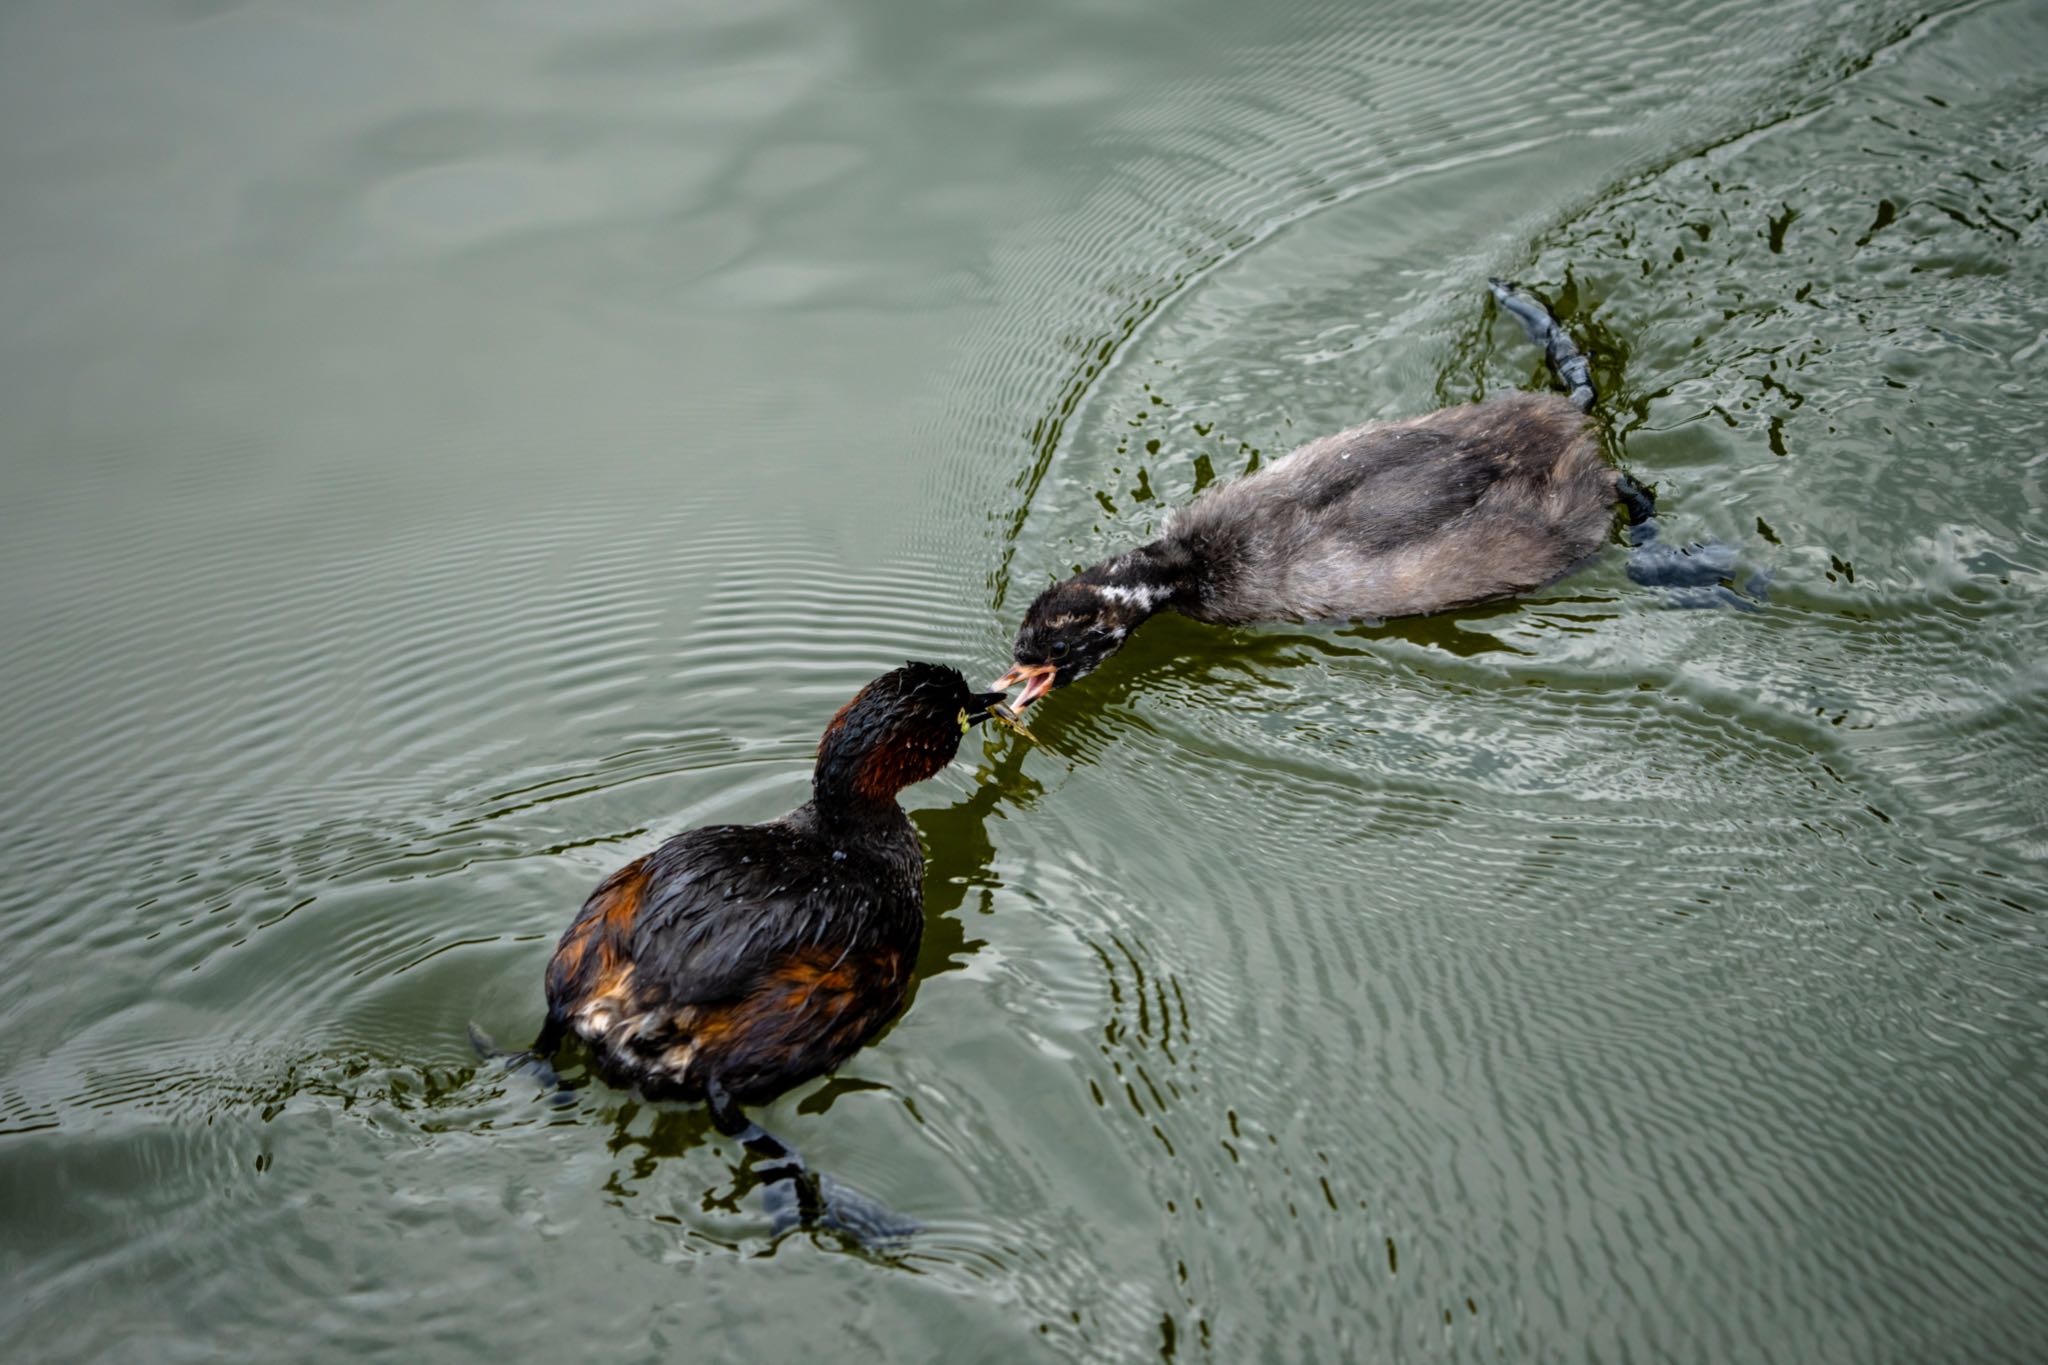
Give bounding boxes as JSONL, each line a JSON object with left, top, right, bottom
{"left": 3, "top": 0, "right": 2046, "bottom": 1362}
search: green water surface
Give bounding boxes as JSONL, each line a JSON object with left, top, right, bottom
{"left": 2, "top": 1, "right": 2044, "bottom": 1360}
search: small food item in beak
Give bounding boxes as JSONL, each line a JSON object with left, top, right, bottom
{"left": 965, "top": 688, "right": 1035, "bottom": 743}
{"left": 984, "top": 699, "right": 1038, "bottom": 743}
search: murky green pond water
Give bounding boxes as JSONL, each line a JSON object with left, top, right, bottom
{"left": 4, "top": 1, "right": 2045, "bottom": 1360}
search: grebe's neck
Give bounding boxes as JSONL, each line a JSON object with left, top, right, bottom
{"left": 812, "top": 744, "right": 911, "bottom": 813}
{"left": 810, "top": 715, "right": 952, "bottom": 818}
{"left": 801, "top": 787, "right": 911, "bottom": 842}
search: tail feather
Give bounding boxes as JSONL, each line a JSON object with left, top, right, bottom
{"left": 1488, "top": 277, "right": 1596, "bottom": 412}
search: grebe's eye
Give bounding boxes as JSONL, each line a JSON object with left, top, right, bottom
{"left": 956, "top": 708, "right": 969, "bottom": 734}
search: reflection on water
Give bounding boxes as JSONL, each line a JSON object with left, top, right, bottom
{"left": 4, "top": 0, "right": 2047, "bottom": 1360}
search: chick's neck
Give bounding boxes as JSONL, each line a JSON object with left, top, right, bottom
{"left": 1076, "top": 538, "right": 1201, "bottom": 617}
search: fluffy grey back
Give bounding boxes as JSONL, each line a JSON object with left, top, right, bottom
{"left": 1164, "top": 392, "right": 1617, "bottom": 623}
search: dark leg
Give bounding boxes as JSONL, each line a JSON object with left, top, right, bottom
{"left": 1616, "top": 471, "right": 1657, "bottom": 528}
{"left": 1614, "top": 475, "right": 1768, "bottom": 610}
{"left": 1489, "top": 277, "right": 1596, "bottom": 412}
{"left": 704, "top": 1080, "right": 919, "bottom": 1247}
{"left": 1489, "top": 280, "right": 1766, "bottom": 607}
{"left": 526, "top": 1013, "right": 568, "bottom": 1064}
{"left": 706, "top": 1080, "right": 814, "bottom": 1187}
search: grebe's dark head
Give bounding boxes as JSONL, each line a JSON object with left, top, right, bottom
{"left": 993, "top": 571, "right": 1167, "bottom": 711}
{"left": 814, "top": 662, "right": 1003, "bottom": 804}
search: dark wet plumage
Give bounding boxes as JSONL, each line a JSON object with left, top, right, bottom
{"left": 537, "top": 662, "right": 1000, "bottom": 1106}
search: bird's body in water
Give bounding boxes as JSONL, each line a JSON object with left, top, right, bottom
{"left": 1063, "top": 388, "right": 1613, "bottom": 626}
{"left": 497, "top": 663, "right": 1003, "bottom": 1241}
{"left": 994, "top": 279, "right": 1744, "bottom": 710}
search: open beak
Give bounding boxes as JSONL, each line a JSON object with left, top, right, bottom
{"left": 990, "top": 661, "right": 1059, "bottom": 712}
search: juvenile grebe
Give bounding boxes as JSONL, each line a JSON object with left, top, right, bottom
{"left": 993, "top": 280, "right": 1738, "bottom": 710}
{"left": 520, "top": 662, "right": 1002, "bottom": 1235}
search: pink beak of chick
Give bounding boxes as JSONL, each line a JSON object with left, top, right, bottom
{"left": 990, "top": 661, "right": 1059, "bottom": 711}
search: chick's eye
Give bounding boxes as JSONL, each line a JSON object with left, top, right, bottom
{"left": 1049, "top": 640, "right": 1069, "bottom": 660}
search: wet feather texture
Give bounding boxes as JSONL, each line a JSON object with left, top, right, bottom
{"left": 542, "top": 663, "right": 983, "bottom": 1103}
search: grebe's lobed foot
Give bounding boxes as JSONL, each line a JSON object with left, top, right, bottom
{"left": 760, "top": 1169, "right": 920, "bottom": 1249}
{"left": 759, "top": 1167, "right": 919, "bottom": 1249}
{"left": 1626, "top": 535, "right": 1737, "bottom": 587}
{"left": 760, "top": 1166, "right": 820, "bottom": 1237}
{"left": 467, "top": 1021, "right": 574, "bottom": 1102}
{"left": 816, "top": 1173, "right": 920, "bottom": 1246}
{"left": 1626, "top": 535, "right": 1770, "bottom": 611}
{"left": 712, "top": 1083, "right": 913, "bottom": 1249}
